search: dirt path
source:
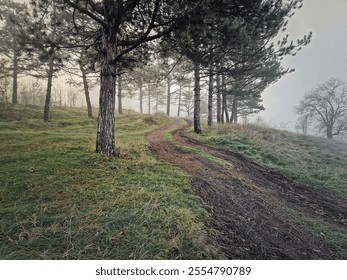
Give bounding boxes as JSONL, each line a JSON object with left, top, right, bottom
{"left": 146, "top": 119, "right": 347, "bottom": 259}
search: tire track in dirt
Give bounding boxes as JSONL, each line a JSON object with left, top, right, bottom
{"left": 146, "top": 119, "right": 347, "bottom": 259}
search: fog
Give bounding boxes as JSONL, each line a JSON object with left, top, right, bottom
{"left": 7, "top": 0, "right": 347, "bottom": 133}
{"left": 259, "top": 0, "right": 347, "bottom": 131}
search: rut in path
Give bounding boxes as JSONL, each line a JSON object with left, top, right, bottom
{"left": 146, "top": 119, "right": 347, "bottom": 260}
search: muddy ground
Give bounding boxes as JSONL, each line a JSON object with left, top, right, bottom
{"left": 146, "top": 119, "right": 347, "bottom": 259}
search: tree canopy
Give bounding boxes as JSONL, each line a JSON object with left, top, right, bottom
{"left": 2, "top": 0, "right": 312, "bottom": 156}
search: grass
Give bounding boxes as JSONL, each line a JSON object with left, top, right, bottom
{"left": 287, "top": 209, "right": 347, "bottom": 254}
{"left": 189, "top": 122, "right": 347, "bottom": 255}
{"left": 162, "top": 119, "right": 232, "bottom": 168}
{"left": 191, "top": 123, "right": 347, "bottom": 198}
{"left": 0, "top": 104, "right": 215, "bottom": 259}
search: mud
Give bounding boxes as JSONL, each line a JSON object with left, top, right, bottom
{"left": 146, "top": 119, "right": 347, "bottom": 259}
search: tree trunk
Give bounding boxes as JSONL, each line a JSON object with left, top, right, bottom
{"left": 216, "top": 73, "right": 221, "bottom": 123}
{"left": 207, "top": 67, "right": 213, "bottom": 127}
{"left": 148, "top": 89, "right": 151, "bottom": 114}
{"left": 12, "top": 45, "right": 18, "bottom": 104}
{"left": 79, "top": 57, "right": 93, "bottom": 118}
{"left": 95, "top": 34, "right": 116, "bottom": 156}
{"left": 327, "top": 125, "right": 333, "bottom": 139}
{"left": 166, "top": 76, "right": 171, "bottom": 117}
{"left": 231, "top": 94, "right": 238, "bottom": 123}
{"left": 43, "top": 0, "right": 56, "bottom": 121}
{"left": 193, "top": 62, "right": 202, "bottom": 134}
{"left": 223, "top": 94, "right": 230, "bottom": 122}
{"left": 139, "top": 82, "right": 143, "bottom": 114}
{"left": 177, "top": 85, "right": 182, "bottom": 117}
{"left": 117, "top": 74, "right": 123, "bottom": 115}
{"left": 155, "top": 94, "right": 158, "bottom": 113}
{"left": 221, "top": 74, "right": 229, "bottom": 123}
{"left": 43, "top": 51, "right": 54, "bottom": 121}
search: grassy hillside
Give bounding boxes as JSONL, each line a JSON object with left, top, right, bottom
{"left": 191, "top": 123, "right": 347, "bottom": 198}
{"left": 0, "top": 104, "right": 215, "bottom": 259}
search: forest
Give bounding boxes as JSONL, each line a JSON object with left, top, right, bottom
{"left": 0, "top": 0, "right": 313, "bottom": 156}
{"left": 1, "top": 0, "right": 346, "bottom": 262}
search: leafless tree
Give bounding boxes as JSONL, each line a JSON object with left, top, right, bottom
{"left": 295, "top": 78, "right": 347, "bottom": 139}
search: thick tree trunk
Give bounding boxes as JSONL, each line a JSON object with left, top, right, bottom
{"left": 43, "top": 52, "right": 54, "bottom": 122}
{"left": 166, "top": 76, "right": 171, "bottom": 117}
{"left": 216, "top": 73, "right": 221, "bottom": 123}
{"left": 193, "top": 62, "right": 202, "bottom": 134}
{"left": 79, "top": 58, "right": 93, "bottom": 118}
{"left": 12, "top": 46, "right": 18, "bottom": 104}
{"left": 95, "top": 35, "right": 116, "bottom": 156}
{"left": 117, "top": 74, "right": 123, "bottom": 115}
{"left": 207, "top": 67, "right": 213, "bottom": 127}
{"left": 327, "top": 126, "right": 333, "bottom": 139}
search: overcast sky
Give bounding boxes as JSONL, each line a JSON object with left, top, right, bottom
{"left": 259, "top": 0, "right": 347, "bottom": 130}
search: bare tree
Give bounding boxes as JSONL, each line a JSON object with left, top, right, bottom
{"left": 295, "top": 78, "right": 347, "bottom": 139}
{"left": 67, "top": 89, "right": 80, "bottom": 107}
{"left": 295, "top": 114, "right": 309, "bottom": 135}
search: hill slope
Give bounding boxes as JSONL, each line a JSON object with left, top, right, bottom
{"left": 1, "top": 104, "right": 346, "bottom": 259}
{"left": 147, "top": 119, "right": 347, "bottom": 259}
{"left": 191, "top": 123, "right": 347, "bottom": 198}
{"left": 0, "top": 104, "right": 216, "bottom": 259}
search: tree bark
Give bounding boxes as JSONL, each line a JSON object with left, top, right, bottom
{"left": 166, "top": 75, "right": 171, "bottom": 117}
{"left": 177, "top": 85, "right": 182, "bottom": 117}
{"left": 221, "top": 74, "right": 229, "bottom": 123}
{"left": 79, "top": 57, "right": 93, "bottom": 118}
{"left": 43, "top": 0, "right": 56, "bottom": 121}
{"left": 207, "top": 67, "right": 213, "bottom": 127}
{"left": 216, "top": 73, "right": 221, "bottom": 123}
{"left": 193, "top": 62, "right": 202, "bottom": 134}
{"left": 139, "top": 82, "right": 143, "bottom": 114}
{"left": 155, "top": 94, "right": 158, "bottom": 113}
{"left": 12, "top": 45, "right": 18, "bottom": 104}
{"left": 327, "top": 125, "right": 333, "bottom": 139}
{"left": 148, "top": 89, "right": 151, "bottom": 114}
{"left": 117, "top": 74, "right": 123, "bottom": 115}
{"left": 95, "top": 33, "right": 117, "bottom": 156}
{"left": 43, "top": 52, "right": 54, "bottom": 122}
{"left": 231, "top": 94, "right": 238, "bottom": 123}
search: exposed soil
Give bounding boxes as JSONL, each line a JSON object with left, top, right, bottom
{"left": 146, "top": 119, "right": 347, "bottom": 260}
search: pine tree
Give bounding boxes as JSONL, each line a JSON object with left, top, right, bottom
{"left": 0, "top": 0, "right": 44, "bottom": 103}
{"left": 38, "top": 0, "right": 196, "bottom": 156}
{"left": 169, "top": 0, "right": 311, "bottom": 132}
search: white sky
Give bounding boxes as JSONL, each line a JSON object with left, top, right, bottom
{"left": 259, "top": 0, "right": 347, "bottom": 130}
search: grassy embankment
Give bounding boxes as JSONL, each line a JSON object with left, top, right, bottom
{"left": 0, "top": 104, "right": 215, "bottom": 259}
{"left": 191, "top": 123, "right": 347, "bottom": 198}
{"left": 190, "top": 123, "right": 347, "bottom": 252}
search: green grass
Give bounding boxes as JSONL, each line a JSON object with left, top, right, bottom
{"left": 162, "top": 119, "right": 232, "bottom": 168}
{"left": 0, "top": 104, "right": 215, "bottom": 259}
{"left": 191, "top": 123, "right": 347, "bottom": 198}
{"left": 287, "top": 209, "right": 347, "bottom": 254}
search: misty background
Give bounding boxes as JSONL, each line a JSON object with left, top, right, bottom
{"left": 5, "top": 0, "right": 347, "bottom": 133}
{"left": 259, "top": 0, "right": 347, "bottom": 131}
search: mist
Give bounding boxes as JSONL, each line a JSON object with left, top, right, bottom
{"left": 259, "top": 0, "right": 347, "bottom": 132}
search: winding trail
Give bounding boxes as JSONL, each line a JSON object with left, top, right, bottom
{"left": 146, "top": 119, "right": 347, "bottom": 259}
